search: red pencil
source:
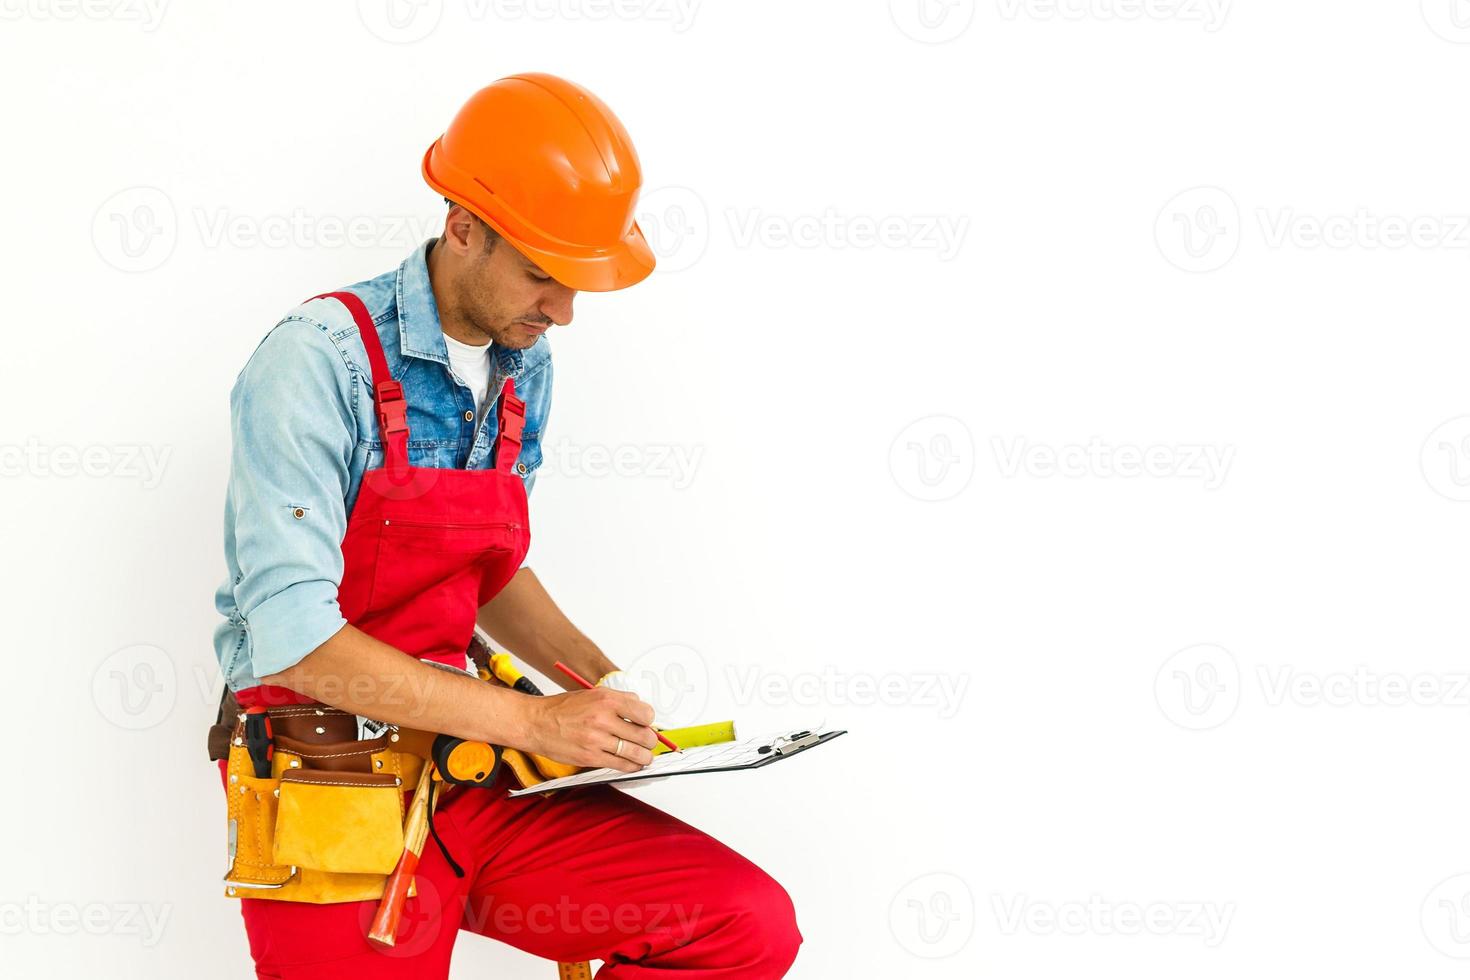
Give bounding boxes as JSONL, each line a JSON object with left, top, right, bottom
{"left": 555, "top": 661, "right": 679, "bottom": 752}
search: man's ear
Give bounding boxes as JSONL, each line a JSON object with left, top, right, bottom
{"left": 442, "top": 204, "right": 476, "bottom": 255}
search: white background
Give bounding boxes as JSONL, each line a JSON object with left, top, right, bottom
{"left": 4, "top": 1, "right": 1470, "bottom": 977}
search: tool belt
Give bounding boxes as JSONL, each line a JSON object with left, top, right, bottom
{"left": 206, "top": 650, "right": 587, "bottom": 905}
{"left": 212, "top": 694, "right": 432, "bottom": 903}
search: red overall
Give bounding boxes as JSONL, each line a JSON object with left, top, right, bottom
{"left": 226, "top": 292, "right": 802, "bottom": 979}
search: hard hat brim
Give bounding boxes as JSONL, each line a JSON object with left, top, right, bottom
{"left": 506, "top": 222, "right": 657, "bottom": 293}
{"left": 423, "top": 140, "right": 657, "bottom": 293}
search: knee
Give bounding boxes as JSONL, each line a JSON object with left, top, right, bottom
{"left": 758, "top": 877, "right": 803, "bottom": 975}
{"left": 708, "top": 865, "right": 803, "bottom": 977}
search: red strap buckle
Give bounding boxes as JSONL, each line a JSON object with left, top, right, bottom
{"left": 495, "top": 387, "right": 526, "bottom": 471}
{"left": 375, "top": 380, "right": 408, "bottom": 435}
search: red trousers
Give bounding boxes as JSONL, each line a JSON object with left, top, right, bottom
{"left": 236, "top": 778, "right": 802, "bottom": 978}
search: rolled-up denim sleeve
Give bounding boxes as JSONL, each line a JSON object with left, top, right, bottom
{"left": 226, "top": 318, "right": 354, "bottom": 677}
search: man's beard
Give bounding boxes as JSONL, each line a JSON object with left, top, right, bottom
{"left": 479, "top": 312, "right": 551, "bottom": 350}
{"left": 478, "top": 317, "right": 539, "bottom": 350}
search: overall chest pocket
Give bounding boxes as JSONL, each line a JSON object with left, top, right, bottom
{"left": 339, "top": 516, "right": 526, "bottom": 655}
{"left": 374, "top": 517, "right": 522, "bottom": 603}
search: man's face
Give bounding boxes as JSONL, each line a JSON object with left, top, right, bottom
{"left": 448, "top": 213, "right": 577, "bottom": 349}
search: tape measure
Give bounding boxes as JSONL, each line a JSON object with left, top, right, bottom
{"left": 653, "top": 720, "right": 737, "bottom": 755}
{"left": 558, "top": 961, "right": 593, "bottom": 980}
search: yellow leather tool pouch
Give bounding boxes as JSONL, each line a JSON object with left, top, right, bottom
{"left": 223, "top": 761, "right": 293, "bottom": 891}
{"left": 273, "top": 771, "right": 405, "bottom": 874}
{"left": 221, "top": 717, "right": 422, "bottom": 905}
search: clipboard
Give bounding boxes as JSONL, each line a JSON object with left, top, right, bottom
{"left": 507, "top": 728, "right": 848, "bottom": 797}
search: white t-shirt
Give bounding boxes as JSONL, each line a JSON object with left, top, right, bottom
{"left": 442, "top": 332, "right": 535, "bottom": 569}
{"left": 443, "top": 333, "right": 494, "bottom": 420}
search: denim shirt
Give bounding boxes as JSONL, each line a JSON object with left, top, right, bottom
{"left": 212, "top": 240, "right": 552, "bottom": 692}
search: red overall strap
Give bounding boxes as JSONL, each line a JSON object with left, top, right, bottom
{"left": 494, "top": 377, "right": 525, "bottom": 475}
{"left": 310, "top": 292, "right": 410, "bottom": 479}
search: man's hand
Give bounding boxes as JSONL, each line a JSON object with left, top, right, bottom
{"left": 522, "top": 687, "right": 659, "bottom": 773}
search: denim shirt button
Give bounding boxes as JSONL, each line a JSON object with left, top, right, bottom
{"left": 463, "top": 410, "right": 474, "bottom": 422}
{"left": 516, "top": 462, "right": 528, "bottom": 475}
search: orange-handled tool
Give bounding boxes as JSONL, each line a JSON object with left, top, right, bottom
{"left": 367, "top": 763, "right": 435, "bottom": 948}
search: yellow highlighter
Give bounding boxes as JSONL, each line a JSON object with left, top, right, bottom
{"left": 652, "top": 721, "right": 737, "bottom": 755}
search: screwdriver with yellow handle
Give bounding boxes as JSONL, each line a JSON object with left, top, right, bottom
{"left": 486, "top": 653, "right": 582, "bottom": 779}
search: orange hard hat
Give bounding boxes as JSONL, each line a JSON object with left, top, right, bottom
{"left": 422, "top": 73, "right": 655, "bottom": 292}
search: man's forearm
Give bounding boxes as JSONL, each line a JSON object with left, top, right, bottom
{"left": 258, "top": 623, "right": 535, "bottom": 747}
{"left": 477, "top": 567, "right": 618, "bottom": 688}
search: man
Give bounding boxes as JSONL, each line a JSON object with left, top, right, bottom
{"left": 212, "top": 73, "right": 801, "bottom": 979}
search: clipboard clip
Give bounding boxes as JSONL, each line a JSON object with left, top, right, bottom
{"left": 770, "top": 730, "right": 822, "bottom": 757}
